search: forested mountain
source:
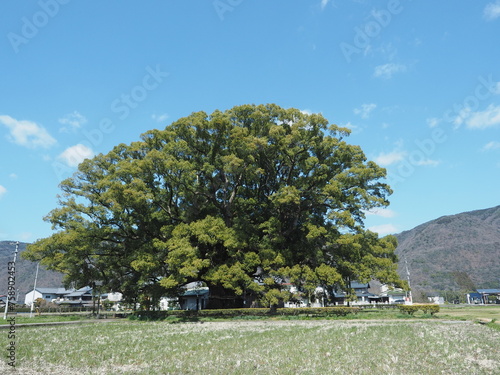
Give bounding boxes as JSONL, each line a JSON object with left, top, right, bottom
{"left": 0, "top": 241, "right": 64, "bottom": 303}
{"left": 395, "top": 206, "right": 500, "bottom": 294}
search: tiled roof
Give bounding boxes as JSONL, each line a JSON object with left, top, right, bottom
{"left": 65, "top": 287, "right": 92, "bottom": 297}
{"left": 477, "top": 289, "right": 500, "bottom": 294}
{"left": 350, "top": 282, "right": 369, "bottom": 289}
{"left": 181, "top": 288, "right": 209, "bottom": 297}
{"left": 35, "top": 288, "right": 71, "bottom": 295}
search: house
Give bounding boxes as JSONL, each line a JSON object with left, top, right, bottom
{"left": 24, "top": 287, "right": 72, "bottom": 306}
{"left": 467, "top": 292, "right": 483, "bottom": 304}
{"left": 474, "top": 289, "right": 500, "bottom": 304}
{"left": 331, "top": 282, "right": 384, "bottom": 305}
{"left": 379, "top": 287, "right": 408, "bottom": 304}
{"left": 283, "top": 281, "right": 398, "bottom": 307}
{"left": 283, "top": 284, "right": 325, "bottom": 308}
{"left": 24, "top": 286, "right": 103, "bottom": 308}
{"left": 59, "top": 286, "right": 94, "bottom": 307}
{"left": 103, "top": 292, "right": 124, "bottom": 311}
{"left": 179, "top": 288, "right": 210, "bottom": 310}
{"left": 427, "top": 294, "right": 445, "bottom": 304}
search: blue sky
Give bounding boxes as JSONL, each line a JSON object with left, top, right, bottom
{"left": 1, "top": 0, "right": 499, "bottom": 243}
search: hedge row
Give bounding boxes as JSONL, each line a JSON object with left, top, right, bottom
{"left": 131, "top": 307, "right": 361, "bottom": 320}
{"left": 398, "top": 304, "right": 440, "bottom": 315}
{"left": 276, "top": 307, "right": 360, "bottom": 316}
{"left": 5, "top": 306, "right": 94, "bottom": 313}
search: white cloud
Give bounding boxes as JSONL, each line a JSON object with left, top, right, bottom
{"left": 354, "top": 103, "right": 376, "bottom": 119}
{"left": 0, "top": 115, "right": 57, "bottom": 149}
{"left": 58, "top": 144, "right": 95, "bottom": 167}
{"left": 373, "top": 63, "right": 406, "bottom": 79}
{"left": 374, "top": 150, "right": 406, "bottom": 166}
{"left": 151, "top": 113, "right": 169, "bottom": 123}
{"left": 368, "top": 224, "right": 398, "bottom": 235}
{"left": 59, "top": 111, "right": 87, "bottom": 132}
{"left": 451, "top": 107, "right": 472, "bottom": 129}
{"left": 0, "top": 185, "right": 6, "bottom": 198}
{"left": 320, "top": 0, "right": 330, "bottom": 10}
{"left": 341, "top": 121, "right": 360, "bottom": 133}
{"left": 9, "top": 173, "right": 18, "bottom": 179}
{"left": 365, "top": 208, "right": 397, "bottom": 218}
{"left": 482, "top": 141, "right": 500, "bottom": 151}
{"left": 484, "top": 1, "right": 500, "bottom": 20}
{"left": 465, "top": 104, "right": 500, "bottom": 129}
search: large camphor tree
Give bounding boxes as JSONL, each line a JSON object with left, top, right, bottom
{"left": 24, "top": 104, "right": 404, "bottom": 309}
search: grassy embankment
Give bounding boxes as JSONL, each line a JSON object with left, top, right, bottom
{"left": 438, "top": 304, "right": 500, "bottom": 329}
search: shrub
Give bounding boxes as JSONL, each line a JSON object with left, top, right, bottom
{"left": 419, "top": 304, "right": 440, "bottom": 315}
{"left": 398, "top": 304, "right": 440, "bottom": 316}
{"left": 276, "top": 307, "right": 360, "bottom": 317}
{"left": 131, "top": 306, "right": 361, "bottom": 320}
{"left": 398, "top": 305, "right": 420, "bottom": 315}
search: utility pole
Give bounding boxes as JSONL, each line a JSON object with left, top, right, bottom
{"left": 3, "top": 242, "right": 19, "bottom": 319}
{"left": 404, "top": 256, "right": 413, "bottom": 304}
{"left": 29, "top": 263, "right": 40, "bottom": 318}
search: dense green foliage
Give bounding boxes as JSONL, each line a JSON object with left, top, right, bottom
{"left": 24, "top": 104, "right": 403, "bottom": 307}
{"left": 131, "top": 306, "right": 361, "bottom": 320}
{"left": 398, "top": 304, "right": 440, "bottom": 316}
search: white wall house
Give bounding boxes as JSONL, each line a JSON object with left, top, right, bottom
{"left": 24, "top": 286, "right": 101, "bottom": 307}
{"left": 24, "top": 288, "right": 72, "bottom": 306}
{"left": 427, "top": 295, "right": 445, "bottom": 304}
{"left": 106, "top": 292, "right": 123, "bottom": 302}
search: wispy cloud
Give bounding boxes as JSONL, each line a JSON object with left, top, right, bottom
{"left": 0, "top": 185, "right": 7, "bottom": 198}
{"left": 59, "top": 111, "right": 87, "bottom": 133}
{"left": 354, "top": 103, "right": 376, "bottom": 119}
{"left": 465, "top": 104, "right": 500, "bottom": 129}
{"left": 365, "top": 208, "right": 397, "bottom": 218}
{"left": 151, "top": 113, "right": 169, "bottom": 123}
{"left": 58, "top": 144, "right": 95, "bottom": 167}
{"left": 341, "top": 121, "right": 360, "bottom": 133}
{"left": 482, "top": 141, "right": 500, "bottom": 151}
{"left": 374, "top": 150, "right": 406, "bottom": 166}
{"left": 0, "top": 115, "right": 57, "bottom": 149}
{"left": 320, "top": 0, "right": 330, "bottom": 10}
{"left": 373, "top": 63, "right": 407, "bottom": 79}
{"left": 484, "top": 1, "right": 500, "bottom": 21}
{"left": 368, "top": 224, "right": 398, "bottom": 235}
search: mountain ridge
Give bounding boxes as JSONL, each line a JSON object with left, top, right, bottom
{"left": 394, "top": 205, "right": 500, "bottom": 293}
{"left": 0, "top": 241, "right": 64, "bottom": 303}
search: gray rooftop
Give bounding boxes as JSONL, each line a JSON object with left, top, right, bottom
{"left": 35, "top": 288, "right": 72, "bottom": 295}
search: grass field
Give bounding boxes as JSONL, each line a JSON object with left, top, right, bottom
{"left": 2, "top": 317, "right": 500, "bottom": 375}
{"left": 0, "top": 314, "right": 91, "bottom": 325}
{"left": 438, "top": 304, "right": 500, "bottom": 324}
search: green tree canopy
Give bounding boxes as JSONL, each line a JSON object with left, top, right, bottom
{"left": 24, "top": 104, "right": 404, "bottom": 308}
